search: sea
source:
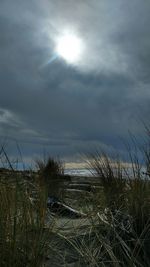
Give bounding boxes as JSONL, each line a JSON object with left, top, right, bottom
{"left": 64, "top": 168, "right": 93, "bottom": 177}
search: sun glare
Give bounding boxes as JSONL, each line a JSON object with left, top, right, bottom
{"left": 56, "top": 32, "right": 83, "bottom": 64}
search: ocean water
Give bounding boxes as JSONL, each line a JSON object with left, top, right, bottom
{"left": 64, "top": 168, "right": 93, "bottom": 177}
{"left": 65, "top": 167, "right": 148, "bottom": 178}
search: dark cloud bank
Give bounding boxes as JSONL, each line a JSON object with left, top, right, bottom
{"left": 0, "top": 0, "right": 150, "bottom": 165}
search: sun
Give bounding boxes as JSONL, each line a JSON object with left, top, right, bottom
{"left": 56, "top": 32, "right": 83, "bottom": 64}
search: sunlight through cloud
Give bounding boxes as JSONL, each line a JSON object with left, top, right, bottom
{"left": 55, "top": 31, "right": 84, "bottom": 64}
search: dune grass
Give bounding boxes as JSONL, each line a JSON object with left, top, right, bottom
{"left": 0, "top": 169, "right": 53, "bottom": 267}
{"left": 0, "top": 132, "right": 149, "bottom": 266}
{"left": 69, "top": 133, "right": 150, "bottom": 267}
{"left": 35, "top": 156, "right": 70, "bottom": 199}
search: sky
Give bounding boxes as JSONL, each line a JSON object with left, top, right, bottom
{"left": 0, "top": 0, "right": 150, "bottom": 166}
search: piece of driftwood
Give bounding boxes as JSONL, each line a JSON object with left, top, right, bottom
{"left": 47, "top": 196, "right": 86, "bottom": 219}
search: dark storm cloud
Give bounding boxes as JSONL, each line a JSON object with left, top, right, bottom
{"left": 0, "top": 0, "right": 150, "bottom": 163}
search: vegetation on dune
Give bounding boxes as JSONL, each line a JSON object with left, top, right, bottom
{"left": 70, "top": 130, "right": 150, "bottom": 267}
{"left": 0, "top": 173, "right": 50, "bottom": 267}
{"left": 35, "top": 156, "right": 70, "bottom": 199}
{"left": 0, "top": 129, "right": 149, "bottom": 266}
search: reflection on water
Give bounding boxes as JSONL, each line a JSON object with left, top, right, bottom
{"left": 65, "top": 168, "right": 93, "bottom": 177}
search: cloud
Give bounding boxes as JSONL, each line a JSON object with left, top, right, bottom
{"left": 0, "top": 0, "right": 150, "bottom": 163}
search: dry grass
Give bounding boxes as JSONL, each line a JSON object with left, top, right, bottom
{"left": 0, "top": 129, "right": 150, "bottom": 266}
